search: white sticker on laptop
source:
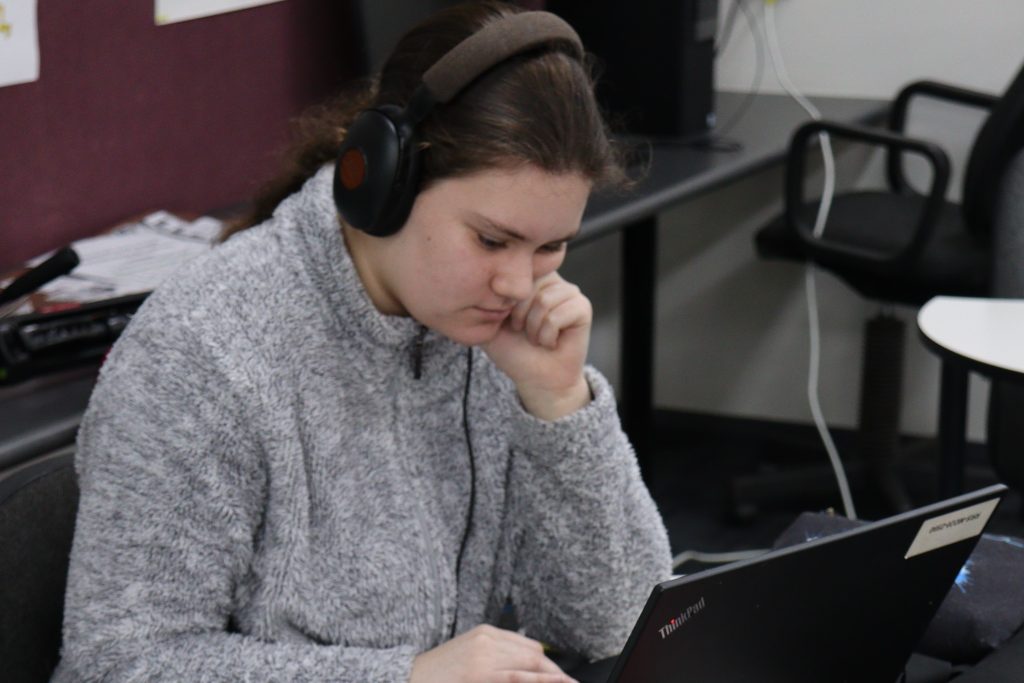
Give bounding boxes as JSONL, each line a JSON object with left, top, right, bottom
{"left": 905, "top": 499, "right": 999, "bottom": 559}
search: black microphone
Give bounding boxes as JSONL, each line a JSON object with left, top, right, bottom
{"left": 0, "top": 246, "right": 81, "bottom": 307}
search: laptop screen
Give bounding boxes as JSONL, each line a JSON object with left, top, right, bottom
{"left": 605, "top": 485, "right": 1006, "bottom": 683}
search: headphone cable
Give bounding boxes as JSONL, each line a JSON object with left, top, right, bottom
{"left": 450, "top": 346, "right": 477, "bottom": 639}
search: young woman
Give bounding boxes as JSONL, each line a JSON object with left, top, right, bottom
{"left": 55, "top": 3, "right": 671, "bottom": 681}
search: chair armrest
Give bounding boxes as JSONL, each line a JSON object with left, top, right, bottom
{"left": 890, "top": 80, "right": 999, "bottom": 131}
{"left": 888, "top": 80, "right": 999, "bottom": 193}
{"left": 785, "top": 120, "right": 951, "bottom": 273}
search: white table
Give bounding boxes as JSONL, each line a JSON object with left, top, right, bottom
{"left": 918, "top": 296, "right": 1024, "bottom": 496}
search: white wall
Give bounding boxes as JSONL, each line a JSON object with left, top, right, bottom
{"left": 564, "top": 0, "right": 1024, "bottom": 442}
{"left": 716, "top": 0, "right": 1024, "bottom": 99}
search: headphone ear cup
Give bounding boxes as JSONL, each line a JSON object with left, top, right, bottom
{"left": 333, "top": 105, "right": 421, "bottom": 237}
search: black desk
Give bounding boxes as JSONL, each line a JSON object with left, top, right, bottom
{"left": 577, "top": 91, "right": 887, "bottom": 471}
{"left": 0, "top": 92, "right": 888, "bottom": 473}
{"left": 0, "top": 365, "right": 98, "bottom": 470}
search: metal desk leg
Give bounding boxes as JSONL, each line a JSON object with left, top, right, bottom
{"left": 620, "top": 217, "right": 657, "bottom": 482}
{"left": 938, "top": 361, "right": 969, "bottom": 498}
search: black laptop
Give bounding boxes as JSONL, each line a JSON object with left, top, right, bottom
{"left": 568, "top": 485, "right": 1006, "bottom": 683}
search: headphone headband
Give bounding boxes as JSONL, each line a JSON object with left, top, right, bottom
{"left": 334, "top": 10, "right": 585, "bottom": 237}
{"left": 422, "top": 11, "right": 584, "bottom": 103}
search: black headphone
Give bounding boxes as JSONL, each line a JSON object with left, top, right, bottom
{"left": 332, "top": 11, "right": 583, "bottom": 237}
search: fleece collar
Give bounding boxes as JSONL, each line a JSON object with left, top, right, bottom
{"left": 275, "top": 164, "right": 466, "bottom": 380}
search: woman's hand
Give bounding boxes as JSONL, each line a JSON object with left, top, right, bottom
{"left": 409, "top": 625, "right": 578, "bottom": 683}
{"left": 481, "top": 272, "right": 592, "bottom": 421}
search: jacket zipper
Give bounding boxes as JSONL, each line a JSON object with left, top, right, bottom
{"left": 412, "top": 325, "right": 427, "bottom": 380}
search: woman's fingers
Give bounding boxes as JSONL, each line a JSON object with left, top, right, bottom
{"left": 464, "top": 626, "right": 576, "bottom": 681}
{"left": 522, "top": 281, "right": 586, "bottom": 348}
{"left": 495, "top": 672, "right": 578, "bottom": 683}
{"left": 509, "top": 272, "right": 564, "bottom": 334}
{"left": 411, "top": 619, "right": 579, "bottom": 683}
{"left": 535, "top": 295, "right": 590, "bottom": 349}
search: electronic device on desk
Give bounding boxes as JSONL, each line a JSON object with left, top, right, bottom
{"left": 0, "top": 294, "right": 146, "bottom": 384}
{"left": 547, "top": 0, "right": 717, "bottom": 139}
{"left": 0, "top": 211, "right": 221, "bottom": 385}
{"left": 564, "top": 485, "right": 1006, "bottom": 683}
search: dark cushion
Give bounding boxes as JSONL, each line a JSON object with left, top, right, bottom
{"left": 0, "top": 454, "right": 78, "bottom": 683}
{"left": 953, "top": 623, "right": 1024, "bottom": 682}
{"left": 917, "top": 532, "right": 1024, "bottom": 664}
{"left": 756, "top": 191, "right": 990, "bottom": 306}
{"left": 773, "top": 511, "right": 1024, "bottom": 665}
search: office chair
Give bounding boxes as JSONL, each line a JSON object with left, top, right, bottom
{"left": 0, "top": 449, "right": 78, "bottom": 683}
{"left": 746, "top": 60, "right": 1024, "bottom": 512}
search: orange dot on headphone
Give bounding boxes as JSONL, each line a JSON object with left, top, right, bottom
{"left": 340, "top": 148, "right": 367, "bottom": 190}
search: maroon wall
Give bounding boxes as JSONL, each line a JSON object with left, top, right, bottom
{"left": 1, "top": 0, "right": 360, "bottom": 270}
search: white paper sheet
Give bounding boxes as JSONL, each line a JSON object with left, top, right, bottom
{"left": 155, "top": 0, "right": 285, "bottom": 26}
{"left": 0, "top": 0, "right": 40, "bottom": 88}
{"left": 4, "top": 212, "right": 222, "bottom": 315}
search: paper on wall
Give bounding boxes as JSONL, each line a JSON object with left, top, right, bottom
{"left": 0, "top": 0, "right": 40, "bottom": 88}
{"left": 155, "top": 0, "right": 285, "bottom": 26}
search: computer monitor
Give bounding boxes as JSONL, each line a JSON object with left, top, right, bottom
{"left": 546, "top": 0, "right": 718, "bottom": 138}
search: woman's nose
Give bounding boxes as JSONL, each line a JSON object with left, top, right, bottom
{"left": 491, "top": 254, "right": 534, "bottom": 302}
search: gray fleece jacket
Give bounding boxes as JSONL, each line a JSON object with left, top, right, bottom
{"left": 54, "top": 165, "right": 672, "bottom": 682}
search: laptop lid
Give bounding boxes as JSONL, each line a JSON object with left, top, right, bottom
{"left": 606, "top": 485, "right": 1007, "bottom": 683}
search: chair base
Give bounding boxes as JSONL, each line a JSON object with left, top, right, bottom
{"left": 730, "top": 444, "right": 948, "bottom": 521}
{"left": 732, "top": 312, "right": 920, "bottom": 517}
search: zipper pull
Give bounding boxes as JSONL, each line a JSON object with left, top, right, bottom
{"left": 413, "top": 325, "right": 427, "bottom": 380}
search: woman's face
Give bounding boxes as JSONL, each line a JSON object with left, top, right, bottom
{"left": 364, "top": 164, "right": 591, "bottom": 346}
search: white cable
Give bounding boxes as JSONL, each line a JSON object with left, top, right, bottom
{"left": 710, "top": 0, "right": 766, "bottom": 141}
{"left": 804, "top": 267, "right": 855, "bottom": 518}
{"left": 763, "top": 0, "right": 856, "bottom": 519}
{"left": 763, "top": 0, "right": 836, "bottom": 239}
{"left": 764, "top": 1, "right": 821, "bottom": 118}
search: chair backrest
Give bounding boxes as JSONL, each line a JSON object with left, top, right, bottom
{"left": 987, "top": 148, "right": 1024, "bottom": 493}
{"left": 0, "top": 450, "right": 78, "bottom": 683}
{"left": 963, "top": 60, "right": 1024, "bottom": 239}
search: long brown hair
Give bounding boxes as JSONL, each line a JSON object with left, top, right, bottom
{"left": 222, "top": 1, "right": 627, "bottom": 240}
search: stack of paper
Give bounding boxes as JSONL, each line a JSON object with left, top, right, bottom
{"left": 6, "top": 211, "right": 222, "bottom": 316}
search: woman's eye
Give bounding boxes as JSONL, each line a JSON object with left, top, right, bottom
{"left": 539, "top": 241, "right": 567, "bottom": 254}
{"left": 478, "top": 234, "right": 505, "bottom": 250}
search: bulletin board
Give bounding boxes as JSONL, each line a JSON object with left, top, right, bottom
{"left": 0, "top": 0, "right": 361, "bottom": 270}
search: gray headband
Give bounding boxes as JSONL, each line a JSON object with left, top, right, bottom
{"left": 420, "top": 11, "right": 584, "bottom": 104}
